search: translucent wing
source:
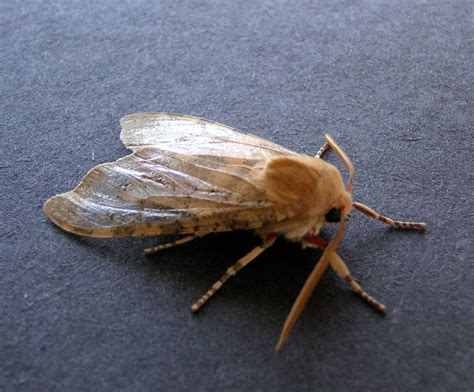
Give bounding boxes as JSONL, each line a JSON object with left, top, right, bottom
{"left": 120, "top": 112, "right": 297, "bottom": 159}
{"left": 44, "top": 148, "right": 281, "bottom": 238}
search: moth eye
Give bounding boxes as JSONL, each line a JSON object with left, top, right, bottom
{"left": 325, "top": 208, "right": 341, "bottom": 223}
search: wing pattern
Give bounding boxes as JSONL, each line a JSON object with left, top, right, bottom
{"left": 120, "top": 112, "right": 297, "bottom": 158}
{"left": 44, "top": 149, "right": 281, "bottom": 237}
{"left": 45, "top": 113, "right": 300, "bottom": 238}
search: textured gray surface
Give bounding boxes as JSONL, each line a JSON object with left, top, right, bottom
{"left": 1, "top": 0, "right": 473, "bottom": 390}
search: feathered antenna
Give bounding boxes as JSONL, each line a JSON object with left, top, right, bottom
{"left": 325, "top": 134, "right": 355, "bottom": 192}
{"left": 275, "top": 220, "right": 346, "bottom": 351}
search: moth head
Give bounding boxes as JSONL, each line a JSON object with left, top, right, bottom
{"left": 324, "top": 190, "right": 353, "bottom": 224}
{"left": 313, "top": 160, "right": 353, "bottom": 226}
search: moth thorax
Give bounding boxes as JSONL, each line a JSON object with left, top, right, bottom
{"left": 257, "top": 155, "right": 351, "bottom": 241}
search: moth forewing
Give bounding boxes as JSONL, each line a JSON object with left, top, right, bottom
{"left": 120, "top": 112, "right": 297, "bottom": 158}
{"left": 43, "top": 148, "right": 281, "bottom": 238}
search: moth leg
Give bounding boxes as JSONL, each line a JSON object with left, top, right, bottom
{"left": 302, "top": 234, "right": 385, "bottom": 312}
{"left": 353, "top": 202, "right": 427, "bottom": 230}
{"left": 330, "top": 253, "right": 386, "bottom": 313}
{"left": 191, "top": 234, "right": 277, "bottom": 312}
{"left": 315, "top": 141, "right": 330, "bottom": 159}
{"left": 144, "top": 235, "right": 201, "bottom": 256}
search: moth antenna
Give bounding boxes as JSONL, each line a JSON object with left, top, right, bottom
{"left": 324, "top": 134, "right": 355, "bottom": 193}
{"left": 275, "top": 222, "right": 346, "bottom": 352}
{"left": 353, "top": 202, "right": 427, "bottom": 230}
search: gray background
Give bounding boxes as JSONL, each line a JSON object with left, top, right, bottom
{"left": 1, "top": 0, "right": 472, "bottom": 391}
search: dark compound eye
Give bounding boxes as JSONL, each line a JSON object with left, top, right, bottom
{"left": 325, "top": 208, "right": 341, "bottom": 223}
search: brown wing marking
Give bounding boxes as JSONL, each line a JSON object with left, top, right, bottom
{"left": 44, "top": 149, "right": 279, "bottom": 238}
{"left": 120, "top": 112, "right": 297, "bottom": 159}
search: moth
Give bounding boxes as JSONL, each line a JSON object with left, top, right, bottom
{"left": 44, "top": 112, "right": 427, "bottom": 351}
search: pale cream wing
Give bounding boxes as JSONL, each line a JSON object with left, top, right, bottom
{"left": 120, "top": 112, "right": 297, "bottom": 159}
{"left": 44, "top": 148, "right": 280, "bottom": 238}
